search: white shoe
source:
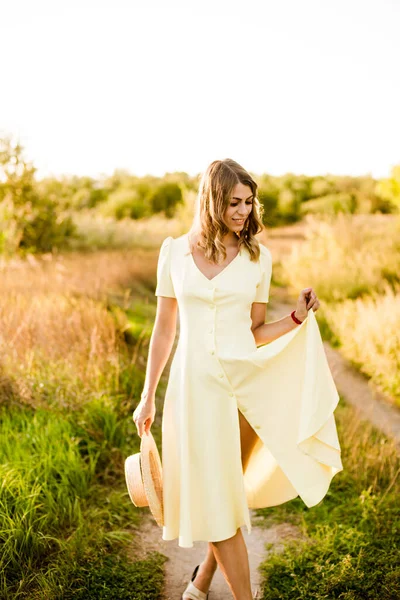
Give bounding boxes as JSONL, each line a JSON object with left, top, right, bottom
{"left": 182, "top": 564, "right": 210, "bottom": 600}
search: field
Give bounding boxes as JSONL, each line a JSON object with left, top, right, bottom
{"left": 0, "top": 212, "right": 399, "bottom": 598}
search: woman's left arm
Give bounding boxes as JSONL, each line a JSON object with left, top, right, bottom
{"left": 251, "top": 287, "right": 321, "bottom": 346}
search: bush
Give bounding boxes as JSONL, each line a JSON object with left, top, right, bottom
{"left": 149, "top": 181, "right": 183, "bottom": 218}
{"left": 376, "top": 164, "right": 400, "bottom": 213}
{"left": 98, "top": 188, "right": 151, "bottom": 220}
{"left": 300, "top": 192, "right": 357, "bottom": 216}
{"left": 0, "top": 135, "right": 78, "bottom": 255}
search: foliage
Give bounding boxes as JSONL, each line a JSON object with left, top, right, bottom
{"left": 98, "top": 188, "right": 152, "bottom": 220}
{"left": 0, "top": 135, "right": 77, "bottom": 255}
{"left": 148, "top": 180, "right": 184, "bottom": 217}
{"left": 300, "top": 192, "right": 357, "bottom": 216}
{"left": 376, "top": 164, "right": 400, "bottom": 212}
{"left": 2, "top": 132, "right": 400, "bottom": 256}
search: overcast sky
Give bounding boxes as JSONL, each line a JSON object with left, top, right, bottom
{"left": 1, "top": 0, "right": 399, "bottom": 181}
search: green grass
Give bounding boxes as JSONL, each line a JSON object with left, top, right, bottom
{"left": 256, "top": 398, "right": 400, "bottom": 599}
{"left": 0, "top": 350, "right": 165, "bottom": 598}
{"left": 63, "top": 551, "right": 167, "bottom": 600}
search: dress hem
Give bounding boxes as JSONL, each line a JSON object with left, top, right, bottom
{"left": 161, "top": 519, "right": 252, "bottom": 548}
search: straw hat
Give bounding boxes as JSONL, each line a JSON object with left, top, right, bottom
{"left": 124, "top": 430, "right": 164, "bottom": 527}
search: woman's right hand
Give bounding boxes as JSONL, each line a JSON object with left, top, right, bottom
{"left": 133, "top": 395, "right": 156, "bottom": 438}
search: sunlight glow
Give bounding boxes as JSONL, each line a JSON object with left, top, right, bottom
{"left": 0, "top": 0, "right": 399, "bottom": 180}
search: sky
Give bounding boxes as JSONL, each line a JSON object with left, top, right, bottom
{"left": 0, "top": 0, "right": 399, "bottom": 181}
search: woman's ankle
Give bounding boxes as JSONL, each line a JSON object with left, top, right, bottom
{"left": 192, "top": 561, "right": 216, "bottom": 592}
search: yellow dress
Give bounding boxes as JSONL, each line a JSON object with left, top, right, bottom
{"left": 156, "top": 233, "right": 343, "bottom": 548}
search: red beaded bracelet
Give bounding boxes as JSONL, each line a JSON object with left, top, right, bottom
{"left": 290, "top": 310, "right": 303, "bottom": 324}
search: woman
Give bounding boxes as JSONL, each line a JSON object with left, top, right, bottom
{"left": 133, "top": 159, "right": 343, "bottom": 600}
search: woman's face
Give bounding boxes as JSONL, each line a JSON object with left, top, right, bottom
{"left": 223, "top": 182, "right": 254, "bottom": 233}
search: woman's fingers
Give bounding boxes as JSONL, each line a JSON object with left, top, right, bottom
{"left": 308, "top": 298, "right": 320, "bottom": 311}
{"left": 298, "top": 288, "right": 321, "bottom": 313}
{"left": 132, "top": 400, "right": 155, "bottom": 437}
{"left": 134, "top": 415, "right": 152, "bottom": 437}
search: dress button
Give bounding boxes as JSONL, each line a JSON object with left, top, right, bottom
{"left": 229, "top": 392, "right": 234, "bottom": 397}
{"left": 254, "top": 425, "right": 261, "bottom": 430}
{"left": 218, "top": 373, "right": 224, "bottom": 378}
{"left": 209, "top": 304, "right": 215, "bottom": 309}
{"left": 210, "top": 350, "right": 215, "bottom": 355}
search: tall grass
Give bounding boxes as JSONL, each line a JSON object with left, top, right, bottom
{"left": 0, "top": 248, "right": 165, "bottom": 598}
{"left": 0, "top": 246, "right": 159, "bottom": 302}
{"left": 323, "top": 287, "right": 400, "bottom": 402}
{"left": 280, "top": 213, "right": 400, "bottom": 302}
{"left": 0, "top": 409, "right": 96, "bottom": 585}
{"left": 279, "top": 213, "right": 400, "bottom": 405}
{"left": 0, "top": 292, "right": 123, "bottom": 409}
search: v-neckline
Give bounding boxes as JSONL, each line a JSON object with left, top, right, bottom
{"left": 187, "top": 234, "right": 242, "bottom": 283}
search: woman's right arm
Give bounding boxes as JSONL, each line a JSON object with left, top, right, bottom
{"left": 133, "top": 296, "right": 177, "bottom": 437}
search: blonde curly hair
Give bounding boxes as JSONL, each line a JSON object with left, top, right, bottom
{"left": 188, "top": 158, "right": 265, "bottom": 264}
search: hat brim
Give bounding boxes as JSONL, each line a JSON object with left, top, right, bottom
{"left": 125, "top": 431, "right": 164, "bottom": 527}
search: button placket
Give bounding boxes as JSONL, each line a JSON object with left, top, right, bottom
{"left": 207, "top": 288, "right": 240, "bottom": 404}
{"left": 208, "top": 287, "right": 216, "bottom": 356}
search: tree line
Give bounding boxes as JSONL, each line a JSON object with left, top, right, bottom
{"left": 1, "top": 135, "right": 399, "bottom": 255}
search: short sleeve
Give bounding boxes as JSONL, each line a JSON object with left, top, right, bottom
{"left": 254, "top": 245, "right": 272, "bottom": 303}
{"left": 155, "top": 236, "right": 176, "bottom": 298}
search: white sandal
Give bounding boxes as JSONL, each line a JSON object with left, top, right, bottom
{"left": 182, "top": 564, "right": 210, "bottom": 600}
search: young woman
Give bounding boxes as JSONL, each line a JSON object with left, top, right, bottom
{"left": 133, "top": 159, "right": 343, "bottom": 600}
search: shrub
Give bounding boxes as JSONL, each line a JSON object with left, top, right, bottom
{"left": 0, "top": 135, "right": 77, "bottom": 255}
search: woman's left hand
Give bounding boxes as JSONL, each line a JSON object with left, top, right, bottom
{"left": 294, "top": 287, "right": 320, "bottom": 322}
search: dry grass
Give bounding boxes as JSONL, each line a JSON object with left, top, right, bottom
{"left": 0, "top": 247, "right": 157, "bottom": 301}
{"left": 0, "top": 291, "right": 122, "bottom": 407}
{"left": 274, "top": 213, "right": 400, "bottom": 406}
{"left": 323, "top": 286, "right": 400, "bottom": 402}
{"left": 0, "top": 246, "right": 160, "bottom": 410}
{"left": 279, "top": 213, "right": 400, "bottom": 301}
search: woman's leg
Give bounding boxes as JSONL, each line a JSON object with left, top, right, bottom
{"left": 237, "top": 408, "right": 260, "bottom": 473}
{"left": 186, "top": 543, "right": 218, "bottom": 594}
{"left": 187, "top": 409, "right": 259, "bottom": 598}
{"left": 210, "top": 526, "right": 253, "bottom": 599}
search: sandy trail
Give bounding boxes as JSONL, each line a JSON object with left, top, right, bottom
{"left": 131, "top": 509, "right": 302, "bottom": 599}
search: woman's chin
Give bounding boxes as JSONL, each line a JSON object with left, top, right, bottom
{"left": 230, "top": 226, "right": 244, "bottom": 235}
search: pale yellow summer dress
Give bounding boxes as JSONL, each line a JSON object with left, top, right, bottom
{"left": 155, "top": 232, "right": 343, "bottom": 548}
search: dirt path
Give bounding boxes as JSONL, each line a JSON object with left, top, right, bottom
{"left": 131, "top": 296, "right": 400, "bottom": 598}
{"left": 323, "top": 343, "right": 400, "bottom": 453}
{"left": 131, "top": 511, "right": 303, "bottom": 599}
